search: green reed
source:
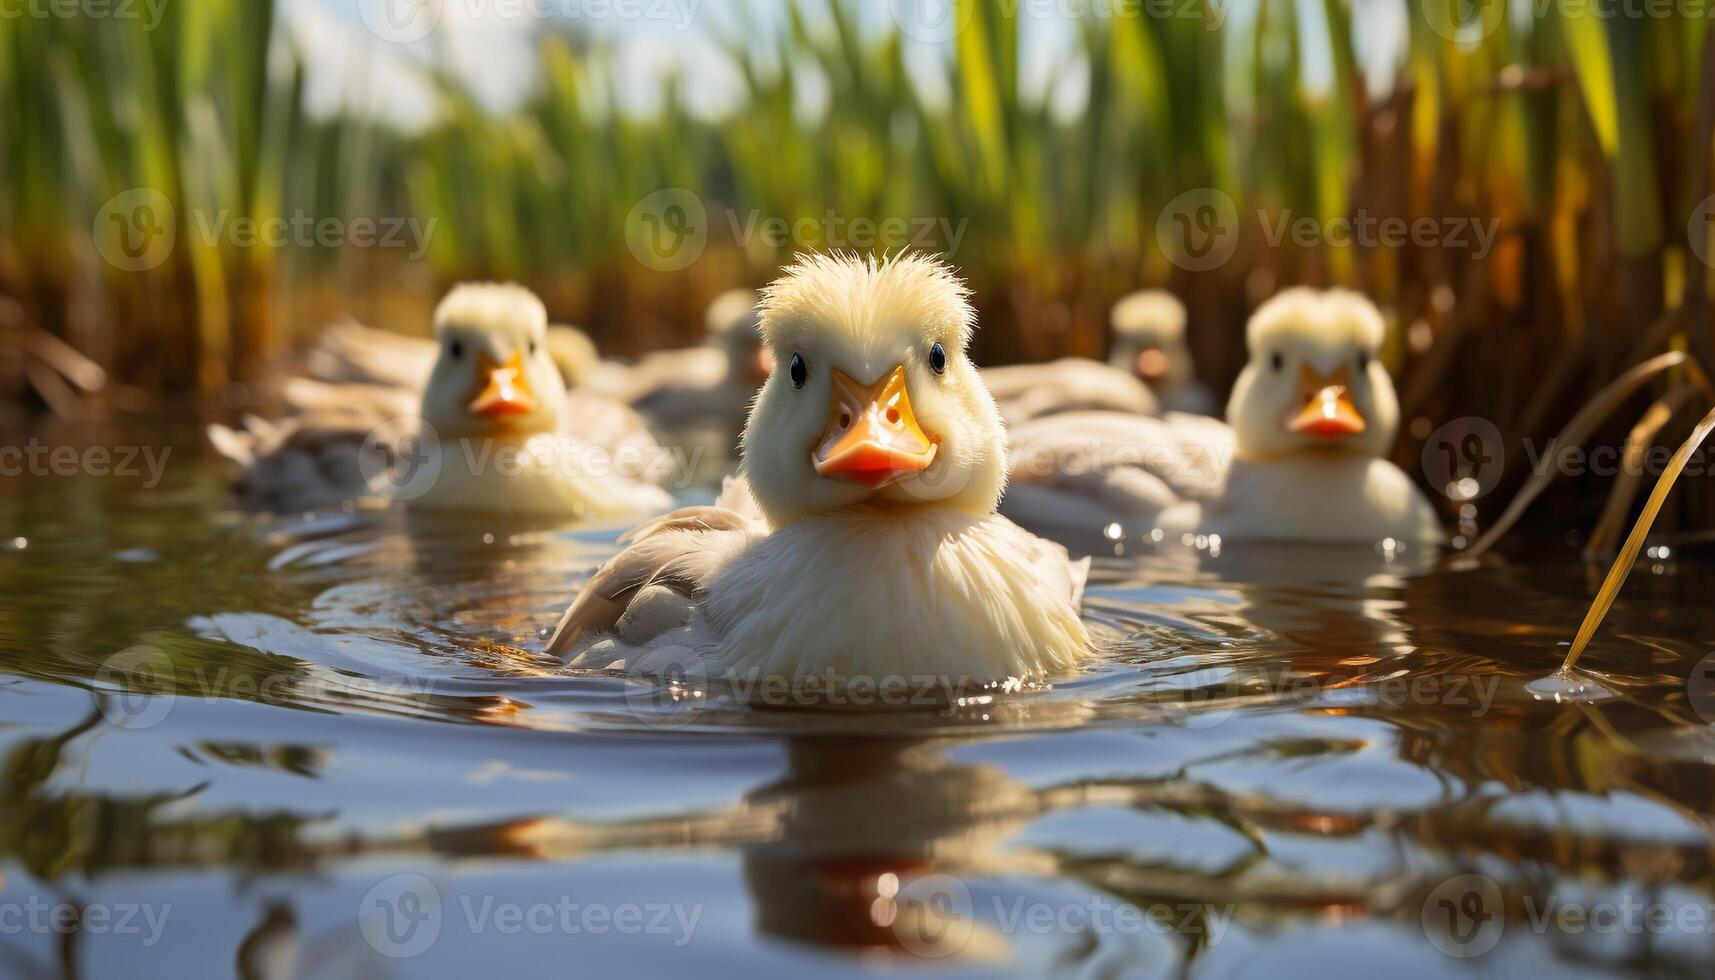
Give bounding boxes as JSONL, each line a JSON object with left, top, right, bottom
{"left": 2, "top": 0, "right": 1713, "bottom": 545}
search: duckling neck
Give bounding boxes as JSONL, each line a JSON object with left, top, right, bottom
{"left": 1233, "top": 439, "right": 1369, "bottom": 465}
{"left": 440, "top": 423, "right": 557, "bottom": 447}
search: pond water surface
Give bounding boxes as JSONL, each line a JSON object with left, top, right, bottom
{"left": 2, "top": 421, "right": 1714, "bottom": 978}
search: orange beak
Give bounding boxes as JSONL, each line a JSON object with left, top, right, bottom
{"left": 1134, "top": 348, "right": 1170, "bottom": 383}
{"left": 812, "top": 365, "right": 938, "bottom": 489}
{"left": 468, "top": 350, "right": 537, "bottom": 417}
{"left": 1286, "top": 363, "right": 1365, "bottom": 439}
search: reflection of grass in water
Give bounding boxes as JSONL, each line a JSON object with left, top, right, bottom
{"left": 0, "top": 709, "right": 332, "bottom": 882}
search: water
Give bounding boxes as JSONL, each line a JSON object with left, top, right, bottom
{"left": 3, "top": 421, "right": 1715, "bottom": 978}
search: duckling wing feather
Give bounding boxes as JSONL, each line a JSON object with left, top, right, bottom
{"left": 620, "top": 347, "right": 729, "bottom": 404}
{"left": 207, "top": 408, "right": 397, "bottom": 512}
{"left": 1002, "top": 410, "right": 1233, "bottom": 538}
{"left": 546, "top": 506, "right": 762, "bottom": 659}
{"left": 281, "top": 377, "right": 419, "bottom": 425}
{"left": 982, "top": 358, "right": 1160, "bottom": 424}
{"left": 560, "top": 388, "right": 667, "bottom": 471}
{"left": 302, "top": 320, "right": 438, "bottom": 391}
{"left": 1008, "top": 410, "right": 1232, "bottom": 501}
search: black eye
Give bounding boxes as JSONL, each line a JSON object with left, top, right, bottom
{"left": 788, "top": 353, "right": 807, "bottom": 389}
{"left": 1269, "top": 351, "right": 1284, "bottom": 372}
{"left": 929, "top": 342, "right": 947, "bottom": 375}
{"left": 529, "top": 339, "right": 539, "bottom": 356}
{"left": 1356, "top": 350, "right": 1370, "bottom": 371}
{"left": 448, "top": 339, "right": 464, "bottom": 360}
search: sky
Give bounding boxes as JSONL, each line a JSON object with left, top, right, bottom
{"left": 284, "top": 0, "right": 1407, "bottom": 131}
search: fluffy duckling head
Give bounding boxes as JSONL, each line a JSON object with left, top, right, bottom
{"left": 707, "top": 287, "right": 772, "bottom": 388}
{"left": 1226, "top": 287, "right": 1398, "bottom": 461}
{"left": 1109, "top": 289, "right": 1194, "bottom": 390}
{"left": 420, "top": 283, "right": 567, "bottom": 440}
{"left": 741, "top": 253, "right": 1007, "bottom": 528}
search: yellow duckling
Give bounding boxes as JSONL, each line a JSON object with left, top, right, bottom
{"left": 210, "top": 283, "right": 673, "bottom": 519}
{"left": 548, "top": 253, "right": 1091, "bottom": 688}
{"left": 1108, "top": 289, "right": 1217, "bottom": 415}
{"left": 1003, "top": 287, "right": 1443, "bottom": 546}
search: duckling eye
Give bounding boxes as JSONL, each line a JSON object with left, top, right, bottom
{"left": 929, "top": 342, "right": 947, "bottom": 375}
{"left": 1269, "top": 351, "right": 1284, "bottom": 372}
{"left": 1356, "top": 349, "right": 1371, "bottom": 371}
{"left": 448, "top": 339, "right": 465, "bottom": 360}
{"left": 529, "top": 338, "right": 539, "bottom": 356}
{"left": 789, "top": 353, "right": 807, "bottom": 389}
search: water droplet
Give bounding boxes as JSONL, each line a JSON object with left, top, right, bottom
{"left": 1526, "top": 669, "right": 1618, "bottom": 703}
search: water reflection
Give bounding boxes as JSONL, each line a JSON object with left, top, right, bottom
{"left": 2, "top": 684, "right": 1714, "bottom": 975}
{"left": 3, "top": 444, "right": 1715, "bottom": 975}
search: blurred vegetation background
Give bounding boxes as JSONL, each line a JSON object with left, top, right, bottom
{"left": 2, "top": 0, "right": 1713, "bottom": 533}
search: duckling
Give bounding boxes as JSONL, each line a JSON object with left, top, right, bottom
{"left": 1002, "top": 287, "right": 1443, "bottom": 547}
{"left": 548, "top": 253, "right": 1091, "bottom": 688}
{"left": 980, "top": 356, "right": 1159, "bottom": 426}
{"left": 210, "top": 283, "right": 673, "bottom": 519}
{"left": 1108, "top": 289, "right": 1217, "bottom": 415}
{"left": 708, "top": 285, "right": 773, "bottom": 391}
{"left": 591, "top": 288, "right": 769, "bottom": 430}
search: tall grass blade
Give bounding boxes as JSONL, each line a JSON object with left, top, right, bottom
{"left": 1561, "top": 403, "right": 1715, "bottom": 673}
